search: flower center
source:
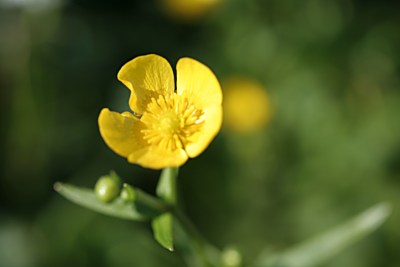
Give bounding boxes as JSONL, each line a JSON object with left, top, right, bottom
{"left": 140, "top": 94, "right": 204, "bottom": 151}
{"left": 159, "top": 111, "right": 180, "bottom": 135}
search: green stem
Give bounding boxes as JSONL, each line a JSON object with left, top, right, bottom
{"left": 157, "top": 167, "right": 179, "bottom": 204}
{"left": 173, "top": 208, "right": 208, "bottom": 248}
{"left": 174, "top": 206, "right": 221, "bottom": 267}
{"left": 135, "top": 188, "right": 172, "bottom": 214}
{"left": 154, "top": 167, "right": 221, "bottom": 266}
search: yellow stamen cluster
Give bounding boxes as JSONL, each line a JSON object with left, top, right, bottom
{"left": 141, "top": 94, "right": 204, "bottom": 151}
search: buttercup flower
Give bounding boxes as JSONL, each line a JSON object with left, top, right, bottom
{"left": 98, "top": 54, "right": 222, "bottom": 169}
{"left": 223, "top": 76, "right": 271, "bottom": 133}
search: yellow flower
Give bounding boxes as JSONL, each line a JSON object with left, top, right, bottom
{"left": 223, "top": 76, "right": 271, "bottom": 133}
{"left": 161, "top": 0, "right": 221, "bottom": 22}
{"left": 98, "top": 54, "right": 222, "bottom": 170}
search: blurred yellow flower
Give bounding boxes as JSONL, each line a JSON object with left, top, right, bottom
{"left": 223, "top": 77, "right": 271, "bottom": 133}
{"left": 98, "top": 54, "right": 222, "bottom": 170}
{"left": 161, "top": 0, "right": 221, "bottom": 22}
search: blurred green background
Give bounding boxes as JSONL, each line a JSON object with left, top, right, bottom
{"left": 1, "top": 0, "right": 399, "bottom": 266}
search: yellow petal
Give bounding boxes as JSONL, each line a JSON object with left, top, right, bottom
{"left": 128, "top": 145, "right": 188, "bottom": 170}
{"left": 176, "top": 57, "right": 222, "bottom": 110}
{"left": 98, "top": 108, "right": 148, "bottom": 158}
{"left": 117, "top": 54, "right": 175, "bottom": 114}
{"left": 184, "top": 105, "right": 222, "bottom": 158}
{"left": 99, "top": 108, "right": 188, "bottom": 170}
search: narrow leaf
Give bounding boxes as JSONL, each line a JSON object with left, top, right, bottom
{"left": 152, "top": 213, "right": 174, "bottom": 251}
{"left": 254, "top": 202, "right": 391, "bottom": 267}
{"left": 54, "top": 182, "right": 149, "bottom": 221}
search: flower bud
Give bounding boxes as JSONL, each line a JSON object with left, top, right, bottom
{"left": 94, "top": 171, "right": 121, "bottom": 203}
{"left": 120, "top": 183, "right": 136, "bottom": 202}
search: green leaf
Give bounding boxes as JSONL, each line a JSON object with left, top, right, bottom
{"left": 152, "top": 213, "right": 174, "bottom": 251}
{"left": 54, "top": 182, "right": 150, "bottom": 221}
{"left": 151, "top": 168, "right": 179, "bottom": 251}
{"left": 254, "top": 202, "right": 391, "bottom": 267}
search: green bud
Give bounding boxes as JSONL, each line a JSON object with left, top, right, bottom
{"left": 120, "top": 183, "right": 136, "bottom": 202}
{"left": 95, "top": 171, "right": 121, "bottom": 203}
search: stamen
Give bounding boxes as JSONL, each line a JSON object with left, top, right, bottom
{"left": 140, "top": 94, "right": 204, "bottom": 152}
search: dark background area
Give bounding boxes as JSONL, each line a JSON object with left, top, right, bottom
{"left": 1, "top": 0, "right": 399, "bottom": 266}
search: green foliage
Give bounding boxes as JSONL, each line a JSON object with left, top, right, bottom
{"left": 54, "top": 182, "right": 148, "bottom": 221}
{"left": 253, "top": 203, "right": 391, "bottom": 267}
{"left": 54, "top": 181, "right": 171, "bottom": 221}
{"left": 152, "top": 213, "right": 175, "bottom": 251}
